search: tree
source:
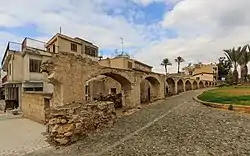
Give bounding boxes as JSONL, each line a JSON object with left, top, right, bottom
{"left": 161, "top": 58, "right": 172, "bottom": 75}
{"left": 224, "top": 47, "right": 241, "bottom": 84}
{"left": 238, "top": 44, "right": 250, "bottom": 83}
{"left": 175, "top": 56, "right": 185, "bottom": 73}
{"left": 217, "top": 56, "right": 232, "bottom": 80}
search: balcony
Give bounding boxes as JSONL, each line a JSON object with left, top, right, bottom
{"left": 1, "top": 42, "right": 22, "bottom": 66}
{"left": 1, "top": 38, "right": 49, "bottom": 66}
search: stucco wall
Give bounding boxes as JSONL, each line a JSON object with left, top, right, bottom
{"left": 58, "top": 37, "right": 82, "bottom": 54}
{"left": 22, "top": 92, "right": 51, "bottom": 123}
{"left": 193, "top": 73, "right": 214, "bottom": 81}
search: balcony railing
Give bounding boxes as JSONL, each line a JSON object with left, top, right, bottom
{"left": 1, "top": 42, "right": 22, "bottom": 65}
{"left": 2, "top": 38, "right": 48, "bottom": 66}
{"left": 22, "top": 37, "right": 46, "bottom": 51}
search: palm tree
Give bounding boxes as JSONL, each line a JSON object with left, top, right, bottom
{"left": 161, "top": 58, "right": 172, "bottom": 75}
{"left": 224, "top": 47, "right": 241, "bottom": 84}
{"left": 175, "top": 56, "right": 185, "bottom": 73}
{"left": 238, "top": 44, "right": 250, "bottom": 83}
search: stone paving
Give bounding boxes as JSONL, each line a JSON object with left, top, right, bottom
{"left": 0, "top": 112, "right": 49, "bottom": 156}
{"left": 26, "top": 89, "right": 250, "bottom": 155}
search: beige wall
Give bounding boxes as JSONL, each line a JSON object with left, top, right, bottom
{"left": 7, "top": 53, "right": 23, "bottom": 82}
{"left": 58, "top": 36, "right": 82, "bottom": 54}
{"left": 193, "top": 64, "right": 217, "bottom": 75}
{"left": 99, "top": 57, "right": 126, "bottom": 69}
{"left": 193, "top": 73, "right": 214, "bottom": 81}
{"left": 99, "top": 57, "right": 152, "bottom": 72}
{"left": 47, "top": 37, "right": 59, "bottom": 53}
{"left": 22, "top": 92, "right": 51, "bottom": 124}
{"left": 23, "top": 53, "right": 52, "bottom": 82}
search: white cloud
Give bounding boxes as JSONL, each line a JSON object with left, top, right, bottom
{"left": 134, "top": 0, "right": 250, "bottom": 73}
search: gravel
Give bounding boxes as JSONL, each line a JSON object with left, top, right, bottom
{"left": 26, "top": 89, "right": 250, "bottom": 156}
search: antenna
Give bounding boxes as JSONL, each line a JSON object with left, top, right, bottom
{"left": 120, "top": 37, "right": 124, "bottom": 55}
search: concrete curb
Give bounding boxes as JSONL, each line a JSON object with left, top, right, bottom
{"left": 193, "top": 90, "right": 250, "bottom": 114}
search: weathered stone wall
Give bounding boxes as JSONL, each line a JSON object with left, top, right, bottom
{"left": 46, "top": 101, "right": 116, "bottom": 145}
{"left": 42, "top": 52, "right": 166, "bottom": 109}
{"left": 22, "top": 92, "right": 51, "bottom": 124}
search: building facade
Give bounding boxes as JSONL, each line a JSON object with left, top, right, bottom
{"left": 1, "top": 34, "right": 99, "bottom": 111}
{"left": 99, "top": 55, "right": 152, "bottom": 72}
{"left": 183, "top": 63, "right": 218, "bottom": 81}
{"left": 46, "top": 33, "right": 99, "bottom": 61}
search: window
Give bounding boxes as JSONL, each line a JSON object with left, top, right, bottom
{"left": 34, "top": 87, "right": 43, "bottom": 91}
{"left": 24, "top": 87, "right": 34, "bottom": 92}
{"left": 128, "top": 61, "right": 133, "bottom": 69}
{"left": 196, "top": 77, "right": 200, "bottom": 80}
{"left": 52, "top": 44, "right": 56, "bottom": 53}
{"left": 71, "top": 43, "right": 77, "bottom": 52}
{"left": 85, "top": 46, "right": 98, "bottom": 57}
{"left": 30, "top": 59, "right": 42, "bottom": 73}
{"left": 24, "top": 87, "right": 43, "bottom": 92}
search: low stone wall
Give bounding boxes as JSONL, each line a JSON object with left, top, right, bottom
{"left": 194, "top": 92, "right": 250, "bottom": 114}
{"left": 22, "top": 92, "right": 51, "bottom": 124}
{"left": 46, "top": 101, "right": 116, "bottom": 145}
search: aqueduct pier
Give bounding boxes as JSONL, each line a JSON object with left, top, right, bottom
{"left": 42, "top": 52, "right": 215, "bottom": 109}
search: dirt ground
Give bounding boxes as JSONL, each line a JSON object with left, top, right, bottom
{"left": 216, "top": 87, "right": 250, "bottom": 96}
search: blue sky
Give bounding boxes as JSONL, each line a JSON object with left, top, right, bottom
{"left": 0, "top": 0, "right": 250, "bottom": 73}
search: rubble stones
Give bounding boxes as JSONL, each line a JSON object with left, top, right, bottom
{"left": 46, "top": 101, "right": 116, "bottom": 145}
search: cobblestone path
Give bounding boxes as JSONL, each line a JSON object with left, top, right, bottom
{"left": 27, "top": 89, "right": 250, "bottom": 156}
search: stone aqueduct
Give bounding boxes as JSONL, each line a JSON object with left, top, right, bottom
{"left": 42, "top": 52, "right": 215, "bottom": 109}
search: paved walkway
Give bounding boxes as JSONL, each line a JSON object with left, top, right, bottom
{"left": 27, "top": 89, "right": 250, "bottom": 156}
{"left": 0, "top": 112, "right": 49, "bottom": 156}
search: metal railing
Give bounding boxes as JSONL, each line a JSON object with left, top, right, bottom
{"left": 1, "top": 42, "right": 22, "bottom": 65}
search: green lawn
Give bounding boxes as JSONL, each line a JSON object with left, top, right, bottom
{"left": 198, "top": 86, "right": 250, "bottom": 106}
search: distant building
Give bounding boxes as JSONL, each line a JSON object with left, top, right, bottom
{"left": 46, "top": 33, "right": 99, "bottom": 61}
{"left": 99, "top": 55, "right": 153, "bottom": 72}
{"left": 183, "top": 63, "right": 218, "bottom": 81}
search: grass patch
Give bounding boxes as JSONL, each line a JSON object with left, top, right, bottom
{"left": 198, "top": 86, "right": 250, "bottom": 106}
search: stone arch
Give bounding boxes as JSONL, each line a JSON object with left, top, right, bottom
{"left": 209, "top": 82, "right": 212, "bottom": 86}
{"left": 140, "top": 76, "right": 161, "bottom": 104}
{"left": 205, "top": 81, "right": 209, "bottom": 87}
{"left": 199, "top": 81, "right": 204, "bottom": 88}
{"left": 193, "top": 81, "right": 198, "bottom": 90}
{"left": 166, "top": 77, "right": 175, "bottom": 96}
{"left": 177, "top": 79, "right": 184, "bottom": 93}
{"left": 86, "top": 71, "right": 132, "bottom": 109}
{"left": 185, "top": 80, "right": 192, "bottom": 91}
{"left": 85, "top": 75, "right": 121, "bottom": 102}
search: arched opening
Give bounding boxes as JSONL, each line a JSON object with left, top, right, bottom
{"left": 85, "top": 72, "right": 131, "bottom": 109}
{"left": 199, "top": 81, "right": 204, "bottom": 88}
{"left": 193, "top": 81, "right": 198, "bottom": 90}
{"left": 140, "top": 76, "right": 160, "bottom": 104}
{"left": 205, "top": 81, "right": 209, "bottom": 87}
{"left": 209, "top": 82, "right": 212, "bottom": 86}
{"left": 185, "top": 80, "right": 192, "bottom": 91}
{"left": 177, "top": 79, "right": 184, "bottom": 93}
{"left": 166, "top": 78, "right": 175, "bottom": 96}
